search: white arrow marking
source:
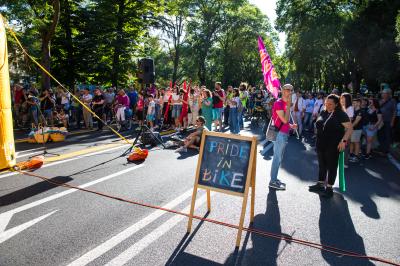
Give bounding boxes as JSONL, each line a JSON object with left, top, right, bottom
{"left": 0, "top": 210, "right": 58, "bottom": 244}
{"left": 0, "top": 164, "right": 143, "bottom": 240}
{"left": 0, "top": 212, "right": 13, "bottom": 233}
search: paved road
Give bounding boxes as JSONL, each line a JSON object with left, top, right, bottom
{"left": 1, "top": 122, "right": 399, "bottom": 265}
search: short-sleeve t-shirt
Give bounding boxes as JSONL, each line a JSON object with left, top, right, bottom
{"left": 147, "top": 101, "right": 155, "bottom": 115}
{"left": 365, "top": 109, "right": 381, "bottom": 124}
{"left": 315, "top": 110, "right": 350, "bottom": 150}
{"left": 380, "top": 99, "right": 396, "bottom": 122}
{"left": 14, "top": 89, "right": 24, "bottom": 104}
{"left": 352, "top": 109, "right": 364, "bottom": 130}
{"left": 92, "top": 95, "right": 104, "bottom": 110}
{"left": 272, "top": 99, "right": 290, "bottom": 134}
{"left": 213, "top": 89, "right": 225, "bottom": 108}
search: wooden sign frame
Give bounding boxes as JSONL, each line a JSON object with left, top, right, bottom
{"left": 187, "top": 131, "right": 257, "bottom": 247}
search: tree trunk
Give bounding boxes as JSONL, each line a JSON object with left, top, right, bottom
{"left": 62, "top": 0, "right": 75, "bottom": 91}
{"left": 41, "top": 38, "right": 51, "bottom": 91}
{"left": 40, "top": 0, "right": 60, "bottom": 91}
{"left": 111, "top": 0, "right": 125, "bottom": 89}
{"left": 172, "top": 48, "right": 179, "bottom": 85}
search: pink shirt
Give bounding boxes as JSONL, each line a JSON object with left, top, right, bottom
{"left": 116, "top": 94, "right": 130, "bottom": 107}
{"left": 272, "top": 99, "right": 290, "bottom": 134}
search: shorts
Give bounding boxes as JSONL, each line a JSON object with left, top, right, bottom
{"left": 146, "top": 114, "right": 155, "bottom": 121}
{"left": 172, "top": 105, "right": 182, "bottom": 118}
{"left": 364, "top": 125, "right": 377, "bottom": 137}
{"left": 193, "top": 136, "right": 201, "bottom": 147}
{"left": 351, "top": 129, "right": 362, "bottom": 142}
{"left": 136, "top": 109, "right": 143, "bottom": 120}
{"left": 212, "top": 108, "right": 224, "bottom": 120}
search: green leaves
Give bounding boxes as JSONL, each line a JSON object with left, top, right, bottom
{"left": 276, "top": 0, "right": 400, "bottom": 92}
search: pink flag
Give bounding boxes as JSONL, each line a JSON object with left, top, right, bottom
{"left": 258, "top": 36, "right": 281, "bottom": 98}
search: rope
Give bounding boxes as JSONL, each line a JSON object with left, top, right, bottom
{"left": 14, "top": 169, "right": 400, "bottom": 266}
{"left": 2, "top": 15, "right": 131, "bottom": 144}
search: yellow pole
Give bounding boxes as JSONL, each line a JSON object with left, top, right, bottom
{"left": 0, "top": 15, "right": 16, "bottom": 170}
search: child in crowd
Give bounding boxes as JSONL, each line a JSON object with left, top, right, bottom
{"left": 147, "top": 95, "right": 156, "bottom": 130}
{"left": 136, "top": 92, "right": 144, "bottom": 127}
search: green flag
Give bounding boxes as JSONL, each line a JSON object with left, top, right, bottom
{"left": 338, "top": 151, "right": 346, "bottom": 192}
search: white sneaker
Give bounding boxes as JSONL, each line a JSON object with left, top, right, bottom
{"left": 175, "top": 147, "right": 187, "bottom": 153}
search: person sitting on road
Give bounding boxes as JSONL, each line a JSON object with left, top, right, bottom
{"left": 114, "top": 89, "right": 130, "bottom": 123}
{"left": 55, "top": 108, "right": 69, "bottom": 128}
{"left": 175, "top": 116, "right": 208, "bottom": 153}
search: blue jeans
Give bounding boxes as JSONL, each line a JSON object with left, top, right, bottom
{"left": 229, "top": 107, "right": 239, "bottom": 134}
{"left": 238, "top": 109, "right": 244, "bottom": 128}
{"left": 270, "top": 132, "right": 289, "bottom": 182}
{"left": 30, "top": 107, "right": 38, "bottom": 125}
{"left": 155, "top": 104, "right": 160, "bottom": 126}
{"left": 303, "top": 112, "right": 313, "bottom": 130}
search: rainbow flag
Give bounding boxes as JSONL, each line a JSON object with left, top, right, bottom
{"left": 258, "top": 36, "right": 280, "bottom": 99}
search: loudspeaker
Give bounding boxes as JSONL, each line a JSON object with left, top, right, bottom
{"left": 138, "top": 58, "right": 155, "bottom": 84}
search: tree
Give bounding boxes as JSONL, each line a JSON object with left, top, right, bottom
{"left": 2, "top": 0, "right": 60, "bottom": 90}
{"left": 276, "top": 0, "right": 400, "bottom": 92}
{"left": 214, "top": 3, "right": 276, "bottom": 87}
{"left": 186, "top": 0, "right": 243, "bottom": 85}
{"left": 155, "top": 0, "right": 190, "bottom": 84}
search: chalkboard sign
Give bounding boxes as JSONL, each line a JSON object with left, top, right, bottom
{"left": 197, "top": 135, "right": 251, "bottom": 193}
{"left": 188, "top": 131, "right": 257, "bottom": 247}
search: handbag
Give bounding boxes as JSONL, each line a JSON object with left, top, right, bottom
{"left": 266, "top": 116, "right": 283, "bottom": 141}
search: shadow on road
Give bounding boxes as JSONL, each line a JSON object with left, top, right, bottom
{"left": 280, "top": 133, "right": 400, "bottom": 219}
{"left": 165, "top": 212, "right": 210, "bottom": 266}
{"left": 319, "top": 194, "right": 374, "bottom": 265}
{"left": 224, "top": 190, "right": 292, "bottom": 265}
{"left": 0, "top": 175, "right": 73, "bottom": 206}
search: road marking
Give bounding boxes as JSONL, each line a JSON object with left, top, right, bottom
{"left": 0, "top": 164, "right": 144, "bottom": 234}
{"left": 16, "top": 151, "right": 44, "bottom": 159}
{"left": 388, "top": 154, "right": 400, "bottom": 171}
{"left": 0, "top": 144, "right": 130, "bottom": 179}
{"left": 261, "top": 142, "right": 274, "bottom": 156}
{"left": 68, "top": 189, "right": 197, "bottom": 266}
{"left": 106, "top": 193, "right": 209, "bottom": 266}
{"left": 0, "top": 212, "right": 13, "bottom": 233}
{"left": 0, "top": 210, "right": 57, "bottom": 244}
{"left": 15, "top": 147, "right": 44, "bottom": 155}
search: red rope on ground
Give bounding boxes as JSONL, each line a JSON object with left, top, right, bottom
{"left": 15, "top": 169, "right": 400, "bottom": 266}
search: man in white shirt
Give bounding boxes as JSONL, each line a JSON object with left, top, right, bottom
{"left": 292, "top": 90, "right": 305, "bottom": 135}
{"left": 312, "top": 92, "right": 325, "bottom": 120}
{"left": 303, "top": 93, "right": 315, "bottom": 131}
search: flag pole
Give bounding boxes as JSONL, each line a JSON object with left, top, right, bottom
{"left": 289, "top": 111, "right": 300, "bottom": 139}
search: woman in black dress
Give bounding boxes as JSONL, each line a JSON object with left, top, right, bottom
{"left": 309, "top": 94, "right": 353, "bottom": 197}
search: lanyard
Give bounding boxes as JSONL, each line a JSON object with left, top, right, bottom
{"left": 323, "top": 111, "right": 334, "bottom": 131}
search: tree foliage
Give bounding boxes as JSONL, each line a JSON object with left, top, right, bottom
{"left": 276, "top": 0, "right": 400, "bottom": 93}
{"left": 3, "top": 0, "right": 278, "bottom": 90}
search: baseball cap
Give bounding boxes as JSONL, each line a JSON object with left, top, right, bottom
{"left": 282, "top": 84, "right": 293, "bottom": 91}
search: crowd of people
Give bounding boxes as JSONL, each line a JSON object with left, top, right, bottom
{"left": 269, "top": 84, "right": 399, "bottom": 196}
{"left": 10, "top": 81, "right": 400, "bottom": 158}
{"left": 10, "top": 82, "right": 272, "bottom": 134}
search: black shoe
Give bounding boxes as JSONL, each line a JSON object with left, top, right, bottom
{"left": 365, "top": 154, "right": 371, "bottom": 160}
{"left": 309, "top": 182, "right": 325, "bottom": 192}
{"left": 321, "top": 187, "right": 334, "bottom": 198}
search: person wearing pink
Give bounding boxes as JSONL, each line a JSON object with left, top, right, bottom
{"left": 115, "top": 89, "right": 130, "bottom": 123}
{"left": 269, "top": 84, "right": 297, "bottom": 190}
